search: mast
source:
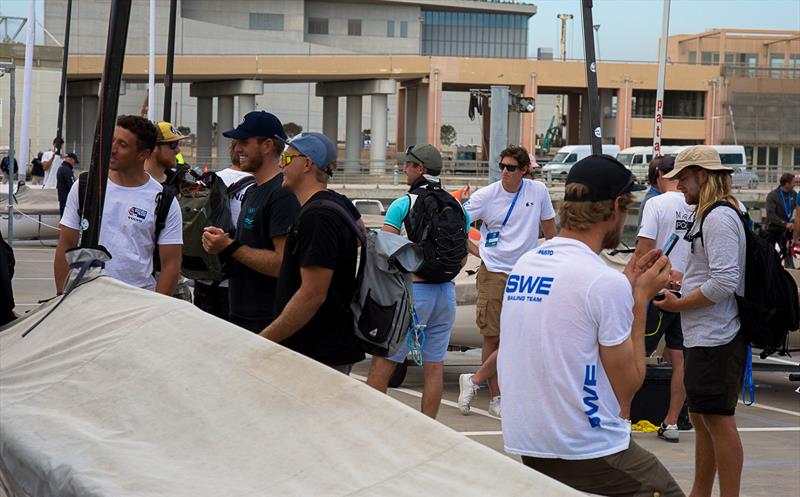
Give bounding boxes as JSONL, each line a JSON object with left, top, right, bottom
{"left": 580, "top": 0, "right": 602, "bottom": 155}
{"left": 652, "top": 0, "right": 671, "bottom": 157}
{"left": 55, "top": 0, "right": 73, "bottom": 153}
{"left": 163, "top": 0, "right": 178, "bottom": 122}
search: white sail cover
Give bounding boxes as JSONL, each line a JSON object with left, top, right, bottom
{"left": 0, "top": 277, "right": 580, "bottom": 497}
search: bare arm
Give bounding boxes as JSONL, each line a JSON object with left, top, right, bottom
{"left": 154, "top": 244, "right": 182, "bottom": 296}
{"left": 231, "top": 235, "right": 287, "bottom": 278}
{"left": 382, "top": 224, "right": 400, "bottom": 235}
{"left": 54, "top": 225, "right": 80, "bottom": 294}
{"left": 260, "top": 266, "right": 333, "bottom": 342}
{"left": 467, "top": 239, "right": 480, "bottom": 258}
{"left": 633, "top": 236, "right": 656, "bottom": 261}
{"left": 541, "top": 218, "right": 557, "bottom": 239}
{"left": 42, "top": 153, "right": 57, "bottom": 172}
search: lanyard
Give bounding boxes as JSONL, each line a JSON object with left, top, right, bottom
{"left": 781, "top": 190, "right": 794, "bottom": 222}
{"left": 501, "top": 181, "right": 525, "bottom": 228}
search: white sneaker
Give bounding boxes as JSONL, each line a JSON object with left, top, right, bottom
{"left": 458, "top": 374, "right": 479, "bottom": 415}
{"left": 488, "top": 396, "right": 502, "bottom": 418}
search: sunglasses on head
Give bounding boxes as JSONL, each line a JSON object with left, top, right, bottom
{"left": 405, "top": 145, "right": 424, "bottom": 166}
{"left": 498, "top": 162, "right": 519, "bottom": 172}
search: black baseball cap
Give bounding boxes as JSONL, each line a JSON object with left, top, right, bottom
{"left": 565, "top": 154, "right": 646, "bottom": 201}
{"left": 655, "top": 155, "right": 676, "bottom": 172}
{"left": 65, "top": 152, "right": 80, "bottom": 164}
{"left": 222, "top": 111, "right": 287, "bottom": 141}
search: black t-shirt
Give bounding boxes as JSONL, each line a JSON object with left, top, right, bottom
{"left": 328, "top": 189, "right": 362, "bottom": 221}
{"left": 56, "top": 163, "right": 75, "bottom": 213}
{"left": 276, "top": 190, "right": 365, "bottom": 366}
{"left": 31, "top": 158, "right": 44, "bottom": 177}
{"left": 228, "top": 173, "right": 300, "bottom": 325}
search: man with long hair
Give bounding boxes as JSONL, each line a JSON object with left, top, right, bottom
{"left": 656, "top": 146, "right": 747, "bottom": 497}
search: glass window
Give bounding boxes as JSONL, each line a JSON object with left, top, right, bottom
{"left": 633, "top": 155, "right": 643, "bottom": 164}
{"left": 701, "top": 51, "right": 719, "bottom": 65}
{"left": 566, "top": 153, "right": 578, "bottom": 163}
{"left": 771, "top": 54, "right": 785, "bottom": 78}
{"left": 249, "top": 13, "right": 283, "bottom": 31}
{"left": 744, "top": 145, "right": 753, "bottom": 165}
{"left": 688, "top": 51, "right": 696, "bottom": 64}
{"left": 400, "top": 21, "right": 408, "bottom": 38}
{"left": 387, "top": 20, "right": 395, "bottom": 37}
{"left": 794, "top": 147, "right": 800, "bottom": 166}
{"left": 757, "top": 146, "right": 767, "bottom": 165}
{"left": 769, "top": 146, "right": 779, "bottom": 165}
{"left": 308, "top": 17, "right": 328, "bottom": 35}
{"left": 348, "top": 19, "right": 362, "bottom": 36}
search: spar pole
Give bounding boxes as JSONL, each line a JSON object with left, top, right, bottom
{"left": 55, "top": 0, "right": 73, "bottom": 154}
{"left": 147, "top": 0, "right": 156, "bottom": 122}
{"left": 80, "top": 0, "right": 133, "bottom": 249}
{"left": 652, "top": 0, "right": 671, "bottom": 157}
{"left": 163, "top": 0, "right": 177, "bottom": 122}
{"left": 580, "top": 0, "right": 602, "bottom": 155}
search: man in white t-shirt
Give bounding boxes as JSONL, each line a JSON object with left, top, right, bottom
{"left": 193, "top": 139, "right": 254, "bottom": 319}
{"left": 458, "top": 145, "right": 556, "bottom": 417}
{"left": 54, "top": 115, "right": 183, "bottom": 295}
{"left": 635, "top": 154, "right": 694, "bottom": 444}
{"left": 41, "top": 138, "right": 64, "bottom": 189}
{"left": 498, "top": 155, "right": 683, "bottom": 497}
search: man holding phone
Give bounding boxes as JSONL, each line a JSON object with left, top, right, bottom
{"left": 634, "top": 154, "right": 693, "bottom": 443}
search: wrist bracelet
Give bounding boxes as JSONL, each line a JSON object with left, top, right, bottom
{"left": 220, "top": 240, "right": 242, "bottom": 259}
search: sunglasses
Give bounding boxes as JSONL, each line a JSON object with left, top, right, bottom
{"left": 498, "top": 162, "right": 520, "bottom": 172}
{"left": 280, "top": 153, "right": 306, "bottom": 167}
{"left": 160, "top": 141, "right": 180, "bottom": 150}
{"left": 405, "top": 145, "right": 425, "bottom": 166}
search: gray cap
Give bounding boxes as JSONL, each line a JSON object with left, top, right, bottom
{"left": 401, "top": 144, "right": 442, "bottom": 175}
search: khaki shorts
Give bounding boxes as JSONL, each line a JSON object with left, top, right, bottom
{"left": 522, "top": 439, "right": 684, "bottom": 497}
{"left": 475, "top": 264, "right": 508, "bottom": 337}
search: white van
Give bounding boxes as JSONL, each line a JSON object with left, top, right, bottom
{"left": 541, "top": 144, "right": 621, "bottom": 177}
{"left": 616, "top": 145, "right": 686, "bottom": 178}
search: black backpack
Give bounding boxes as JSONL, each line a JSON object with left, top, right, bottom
{"left": 698, "top": 201, "right": 800, "bottom": 358}
{"left": 403, "top": 180, "right": 467, "bottom": 283}
{"left": 77, "top": 172, "right": 174, "bottom": 272}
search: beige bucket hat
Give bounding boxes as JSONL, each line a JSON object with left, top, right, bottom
{"left": 663, "top": 145, "right": 733, "bottom": 179}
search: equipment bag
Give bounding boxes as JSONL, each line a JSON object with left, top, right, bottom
{"left": 698, "top": 201, "right": 800, "bottom": 358}
{"left": 403, "top": 182, "right": 467, "bottom": 283}
{"left": 303, "top": 199, "right": 422, "bottom": 357}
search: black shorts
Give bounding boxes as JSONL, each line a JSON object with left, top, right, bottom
{"left": 645, "top": 304, "right": 683, "bottom": 355}
{"left": 684, "top": 333, "right": 747, "bottom": 416}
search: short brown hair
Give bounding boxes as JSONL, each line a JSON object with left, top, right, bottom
{"left": 116, "top": 115, "right": 157, "bottom": 151}
{"left": 780, "top": 172, "right": 794, "bottom": 186}
{"left": 500, "top": 145, "right": 531, "bottom": 169}
{"left": 559, "top": 183, "right": 631, "bottom": 231}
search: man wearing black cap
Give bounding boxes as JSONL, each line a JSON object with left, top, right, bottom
{"left": 634, "top": 154, "right": 692, "bottom": 443}
{"left": 202, "top": 111, "right": 300, "bottom": 332}
{"left": 260, "top": 133, "right": 364, "bottom": 372}
{"left": 56, "top": 152, "right": 78, "bottom": 216}
{"left": 498, "top": 155, "right": 682, "bottom": 496}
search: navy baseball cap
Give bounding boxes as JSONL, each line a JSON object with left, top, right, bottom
{"left": 279, "top": 132, "right": 336, "bottom": 173}
{"left": 223, "top": 111, "right": 287, "bottom": 141}
{"left": 565, "top": 154, "right": 646, "bottom": 202}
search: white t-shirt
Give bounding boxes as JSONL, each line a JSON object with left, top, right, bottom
{"left": 637, "top": 191, "right": 694, "bottom": 273}
{"left": 463, "top": 179, "right": 555, "bottom": 274}
{"left": 498, "top": 237, "right": 633, "bottom": 460}
{"left": 41, "top": 150, "right": 62, "bottom": 189}
{"left": 215, "top": 167, "right": 253, "bottom": 226}
{"left": 60, "top": 176, "right": 183, "bottom": 290}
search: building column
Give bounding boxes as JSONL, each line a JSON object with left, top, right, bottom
{"left": 345, "top": 96, "right": 362, "bottom": 173}
{"left": 396, "top": 88, "right": 406, "bottom": 152}
{"left": 522, "top": 73, "right": 537, "bottom": 153}
{"left": 216, "top": 96, "right": 234, "bottom": 160}
{"left": 614, "top": 86, "right": 632, "bottom": 149}
{"left": 65, "top": 80, "right": 100, "bottom": 166}
{"left": 404, "top": 86, "right": 418, "bottom": 148}
{"left": 704, "top": 88, "right": 714, "bottom": 145}
{"left": 567, "top": 93, "right": 580, "bottom": 145}
{"left": 196, "top": 96, "right": 213, "bottom": 165}
{"left": 508, "top": 109, "right": 521, "bottom": 147}
{"left": 238, "top": 94, "right": 256, "bottom": 121}
{"left": 322, "top": 96, "right": 339, "bottom": 146}
{"left": 370, "top": 94, "right": 388, "bottom": 175}
{"left": 579, "top": 91, "right": 592, "bottom": 144}
{"left": 426, "top": 70, "right": 443, "bottom": 147}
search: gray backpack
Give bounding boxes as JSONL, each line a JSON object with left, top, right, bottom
{"left": 307, "top": 199, "right": 421, "bottom": 357}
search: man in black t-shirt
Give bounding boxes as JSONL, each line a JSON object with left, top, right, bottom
{"left": 202, "top": 111, "right": 300, "bottom": 332}
{"left": 56, "top": 153, "right": 79, "bottom": 216}
{"left": 260, "top": 133, "right": 364, "bottom": 372}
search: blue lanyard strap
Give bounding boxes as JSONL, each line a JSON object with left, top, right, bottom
{"left": 501, "top": 181, "right": 525, "bottom": 228}
{"left": 781, "top": 190, "right": 794, "bottom": 222}
{"left": 741, "top": 345, "right": 755, "bottom": 406}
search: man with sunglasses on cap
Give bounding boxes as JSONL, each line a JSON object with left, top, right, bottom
{"left": 366, "top": 144, "right": 469, "bottom": 418}
{"left": 655, "top": 146, "right": 747, "bottom": 497}
{"left": 457, "top": 145, "right": 556, "bottom": 417}
{"left": 145, "top": 122, "right": 187, "bottom": 186}
{"left": 634, "top": 154, "right": 692, "bottom": 444}
{"left": 260, "top": 133, "right": 364, "bottom": 373}
{"left": 202, "top": 111, "right": 300, "bottom": 332}
{"left": 499, "top": 154, "right": 682, "bottom": 496}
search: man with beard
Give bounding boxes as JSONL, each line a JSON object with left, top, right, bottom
{"left": 498, "top": 155, "right": 683, "bottom": 497}
{"left": 202, "top": 111, "right": 300, "bottom": 332}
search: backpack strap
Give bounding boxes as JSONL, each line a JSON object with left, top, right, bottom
{"left": 153, "top": 186, "right": 175, "bottom": 244}
{"left": 227, "top": 175, "right": 255, "bottom": 196}
{"left": 301, "top": 198, "right": 367, "bottom": 287}
{"left": 693, "top": 200, "right": 745, "bottom": 246}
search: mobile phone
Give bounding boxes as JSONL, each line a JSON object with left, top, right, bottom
{"left": 653, "top": 290, "right": 682, "bottom": 302}
{"left": 662, "top": 233, "right": 679, "bottom": 257}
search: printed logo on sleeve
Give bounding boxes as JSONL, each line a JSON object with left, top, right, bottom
{"left": 127, "top": 206, "right": 148, "bottom": 223}
{"left": 504, "top": 274, "right": 555, "bottom": 303}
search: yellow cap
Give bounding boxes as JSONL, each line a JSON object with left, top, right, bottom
{"left": 156, "top": 122, "right": 187, "bottom": 143}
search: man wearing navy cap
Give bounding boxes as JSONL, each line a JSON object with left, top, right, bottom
{"left": 498, "top": 155, "right": 682, "bottom": 496}
{"left": 56, "top": 152, "right": 79, "bottom": 216}
{"left": 202, "top": 111, "right": 300, "bottom": 332}
{"left": 260, "top": 133, "right": 365, "bottom": 373}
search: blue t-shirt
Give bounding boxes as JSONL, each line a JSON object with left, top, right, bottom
{"left": 384, "top": 193, "right": 471, "bottom": 233}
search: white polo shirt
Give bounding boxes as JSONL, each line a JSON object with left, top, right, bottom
{"left": 498, "top": 237, "right": 633, "bottom": 460}
{"left": 638, "top": 191, "right": 693, "bottom": 273}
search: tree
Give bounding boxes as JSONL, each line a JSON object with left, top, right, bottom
{"left": 440, "top": 124, "right": 457, "bottom": 146}
{"left": 284, "top": 122, "right": 303, "bottom": 138}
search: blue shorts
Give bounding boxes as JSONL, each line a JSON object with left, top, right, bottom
{"left": 388, "top": 282, "right": 456, "bottom": 364}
